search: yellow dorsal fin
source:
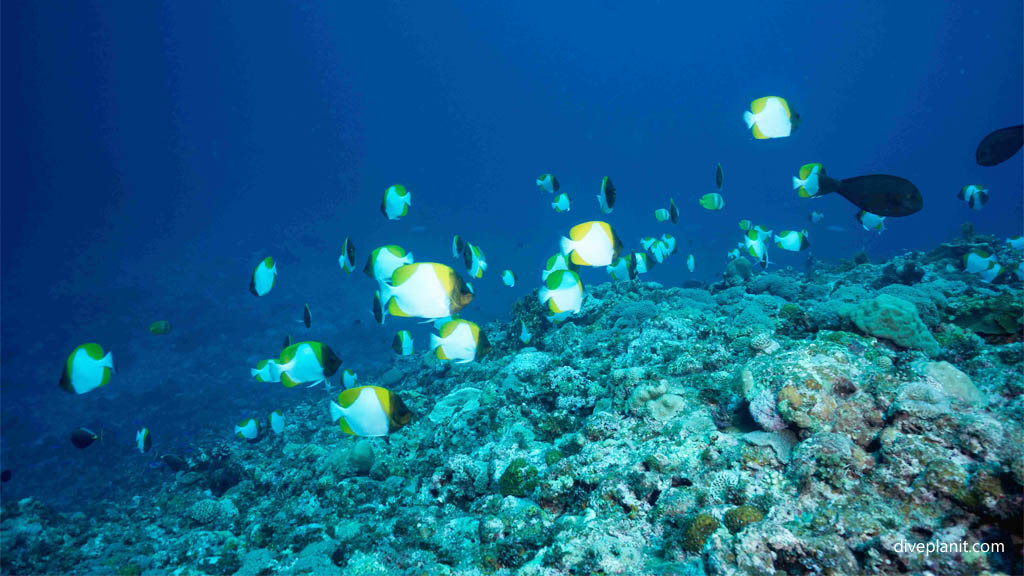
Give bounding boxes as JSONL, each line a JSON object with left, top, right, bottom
{"left": 390, "top": 263, "right": 418, "bottom": 287}
{"left": 337, "top": 387, "right": 363, "bottom": 408}
{"left": 569, "top": 221, "right": 594, "bottom": 241}
{"left": 440, "top": 319, "right": 460, "bottom": 338}
{"left": 751, "top": 96, "right": 769, "bottom": 114}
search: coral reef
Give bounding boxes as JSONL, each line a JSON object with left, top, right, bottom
{"left": 2, "top": 243, "right": 1022, "bottom": 576}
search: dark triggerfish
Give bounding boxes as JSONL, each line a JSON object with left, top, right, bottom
{"left": 976, "top": 125, "right": 1023, "bottom": 167}
{"left": 817, "top": 174, "right": 923, "bottom": 217}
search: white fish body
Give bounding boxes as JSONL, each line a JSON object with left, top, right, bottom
{"left": 330, "top": 389, "right": 390, "bottom": 437}
{"left": 430, "top": 322, "right": 477, "bottom": 363}
{"left": 66, "top": 347, "right": 115, "bottom": 394}
{"left": 744, "top": 96, "right": 793, "bottom": 139}
{"left": 275, "top": 343, "right": 327, "bottom": 385}
{"left": 381, "top": 264, "right": 456, "bottom": 319}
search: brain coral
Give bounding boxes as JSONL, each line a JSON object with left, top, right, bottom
{"left": 847, "top": 294, "right": 939, "bottom": 356}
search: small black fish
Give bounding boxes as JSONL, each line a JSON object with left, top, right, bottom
{"left": 303, "top": 303, "right": 311, "bottom": 328}
{"left": 283, "top": 334, "right": 292, "bottom": 348}
{"left": 1, "top": 469, "right": 11, "bottom": 482}
{"left": 715, "top": 163, "right": 723, "bottom": 190}
{"left": 373, "top": 292, "right": 384, "bottom": 325}
{"left": 161, "top": 454, "right": 189, "bottom": 472}
{"left": 70, "top": 428, "right": 99, "bottom": 449}
{"left": 976, "top": 124, "right": 1023, "bottom": 167}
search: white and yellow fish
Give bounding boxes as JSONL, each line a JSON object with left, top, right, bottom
{"left": 597, "top": 177, "right": 616, "bottom": 214}
{"left": 330, "top": 386, "right": 412, "bottom": 437}
{"left": 431, "top": 319, "right": 491, "bottom": 363}
{"left": 235, "top": 418, "right": 261, "bottom": 441}
{"left": 136, "top": 428, "right": 151, "bottom": 453}
{"left": 957, "top": 185, "right": 989, "bottom": 210}
{"left": 363, "top": 245, "right": 415, "bottom": 284}
{"left": 552, "top": 193, "right": 571, "bottom": 213}
{"left": 463, "top": 243, "right": 487, "bottom": 279}
{"left": 392, "top": 331, "right": 413, "bottom": 356}
{"left": 378, "top": 263, "right": 474, "bottom": 320}
{"left": 774, "top": 230, "right": 810, "bottom": 252}
{"left": 519, "top": 320, "right": 532, "bottom": 345}
{"left": 856, "top": 210, "right": 886, "bottom": 233}
{"left": 275, "top": 341, "right": 342, "bottom": 388}
{"left": 537, "top": 173, "right": 560, "bottom": 194}
{"left": 607, "top": 255, "right": 637, "bottom": 281}
{"left": 338, "top": 237, "right": 356, "bottom": 273}
{"left": 502, "top": 270, "right": 516, "bottom": 287}
{"left": 542, "top": 252, "right": 576, "bottom": 282}
{"left": 633, "top": 252, "right": 654, "bottom": 274}
{"left": 59, "top": 343, "right": 115, "bottom": 395}
{"left": 538, "top": 269, "right": 583, "bottom": 323}
{"left": 342, "top": 369, "right": 358, "bottom": 388}
{"left": 699, "top": 193, "right": 724, "bottom": 210}
{"left": 744, "top": 96, "right": 798, "bottom": 139}
{"left": 268, "top": 410, "right": 285, "bottom": 434}
{"left": 381, "top": 184, "right": 411, "bottom": 220}
{"left": 560, "top": 221, "right": 622, "bottom": 267}
{"left": 793, "top": 163, "right": 824, "bottom": 197}
{"left": 963, "top": 249, "right": 997, "bottom": 274}
{"left": 686, "top": 254, "right": 695, "bottom": 272}
{"left": 249, "top": 257, "right": 277, "bottom": 297}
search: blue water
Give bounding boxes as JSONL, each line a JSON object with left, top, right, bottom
{"left": 2, "top": 2, "right": 1021, "bottom": 511}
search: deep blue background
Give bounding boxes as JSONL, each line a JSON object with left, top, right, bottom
{"left": 2, "top": 2, "right": 1021, "bottom": 509}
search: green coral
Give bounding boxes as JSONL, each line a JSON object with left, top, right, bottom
{"left": 723, "top": 505, "right": 764, "bottom": 533}
{"left": 116, "top": 564, "right": 141, "bottom": 576}
{"left": 682, "top": 513, "right": 720, "bottom": 553}
{"left": 544, "top": 449, "right": 563, "bottom": 466}
{"left": 499, "top": 458, "right": 539, "bottom": 497}
{"left": 847, "top": 294, "right": 940, "bottom": 356}
{"left": 954, "top": 467, "right": 1005, "bottom": 512}
{"left": 950, "top": 292, "right": 1023, "bottom": 337}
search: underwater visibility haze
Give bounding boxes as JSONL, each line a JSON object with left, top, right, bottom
{"left": 2, "top": 2, "right": 1023, "bottom": 575}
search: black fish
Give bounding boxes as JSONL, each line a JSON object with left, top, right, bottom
{"left": 343, "top": 238, "right": 355, "bottom": 267}
{"left": 1, "top": 469, "right": 11, "bottom": 482}
{"left": 372, "top": 292, "right": 384, "bottom": 325}
{"left": 283, "top": 334, "right": 292, "bottom": 348}
{"left": 161, "top": 454, "right": 189, "bottom": 472}
{"left": 818, "top": 174, "right": 922, "bottom": 217}
{"left": 462, "top": 243, "right": 475, "bottom": 271}
{"left": 303, "top": 303, "right": 311, "bottom": 328}
{"left": 669, "top": 199, "right": 679, "bottom": 224}
{"left": 70, "top": 428, "right": 99, "bottom": 449}
{"left": 976, "top": 124, "right": 1023, "bottom": 167}
{"left": 715, "top": 163, "right": 723, "bottom": 190}
{"left": 601, "top": 177, "right": 616, "bottom": 210}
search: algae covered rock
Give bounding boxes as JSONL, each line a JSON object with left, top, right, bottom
{"left": 723, "top": 505, "right": 764, "bottom": 533}
{"left": 680, "top": 513, "right": 720, "bottom": 553}
{"left": 498, "top": 458, "right": 539, "bottom": 497}
{"left": 847, "top": 294, "right": 940, "bottom": 355}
